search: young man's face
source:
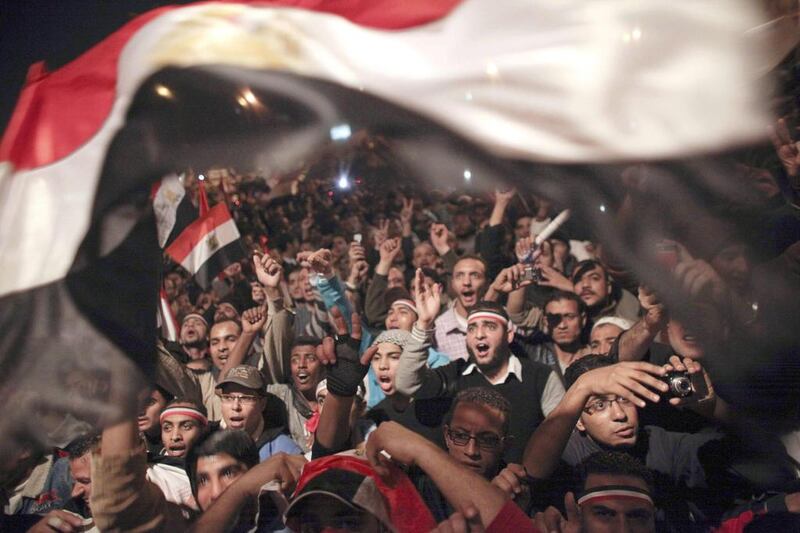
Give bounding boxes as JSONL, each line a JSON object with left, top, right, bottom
{"left": 385, "top": 303, "right": 417, "bottom": 332}
{"left": 209, "top": 321, "right": 241, "bottom": 371}
{"left": 69, "top": 453, "right": 93, "bottom": 510}
{"left": 451, "top": 258, "right": 486, "bottom": 313}
{"left": 466, "top": 318, "right": 512, "bottom": 374}
{"left": 666, "top": 319, "right": 704, "bottom": 360}
{"left": 574, "top": 265, "right": 611, "bottom": 309}
{"left": 180, "top": 316, "right": 208, "bottom": 346}
{"left": 291, "top": 344, "right": 323, "bottom": 395}
{"left": 161, "top": 412, "right": 204, "bottom": 458}
{"left": 137, "top": 388, "right": 168, "bottom": 436}
{"left": 711, "top": 243, "right": 750, "bottom": 293}
{"left": 287, "top": 270, "right": 305, "bottom": 301}
{"left": 387, "top": 267, "right": 406, "bottom": 290}
{"left": 213, "top": 303, "right": 240, "bottom": 323}
{"left": 371, "top": 342, "right": 403, "bottom": 396}
{"left": 589, "top": 324, "right": 624, "bottom": 356}
{"left": 195, "top": 453, "right": 250, "bottom": 511}
{"left": 219, "top": 384, "right": 266, "bottom": 437}
{"left": 580, "top": 473, "right": 655, "bottom": 533}
{"left": 514, "top": 216, "right": 532, "bottom": 240}
{"left": 544, "top": 299, "right": 585, "bottom": 348}
{"left": 577, "top": 395, "right": 639, "bottom": 448}
{"left": 413, "top": 242, "right": 437, "bottom": 269}
{"left": 444, "top": 402, "right": 506, "bottom": 477}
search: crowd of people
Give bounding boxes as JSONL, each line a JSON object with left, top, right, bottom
{"left": 3, "top": 109, "right": 800, "bottom": 532}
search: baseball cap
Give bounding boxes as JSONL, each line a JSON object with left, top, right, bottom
{"left": 216, "top": 365, "right": 264, "bottom": 392}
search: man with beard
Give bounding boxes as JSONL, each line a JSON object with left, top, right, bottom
{"left": 433, "top": 255, "right": 489, "bottom": 361}
{"left": 396, "top": 297, "right": 565, "bottom": 463}
{"left": 571, "top": 260, "right": 640, "bottom": 323}
{"left": 179, "top": 313, "right": 210, "bottom": 368}
{"left": 529, "top": 291, "right": 591, "bottom": 382}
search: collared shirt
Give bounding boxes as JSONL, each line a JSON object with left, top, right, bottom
{"left": 462, "top": 354, "right": 523, "bottom": 385}
{"left": 433, "top": 303, "right": 469, "bottom": 361}
{"left": 460, "top": 354, "right": 565, "bottom": 417}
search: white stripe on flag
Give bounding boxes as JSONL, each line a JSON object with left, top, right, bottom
{"left": 180, "top": 217, "right": 240, "bottom": 274}
{"left": 153, "top": 173, "right": 186, "bottom": 248}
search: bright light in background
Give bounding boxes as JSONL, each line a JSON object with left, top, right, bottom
{"left": 154, "top": 84, "right": 173, "bottom": 99}
{"left": 198, "top": 174, "right": 205, "bottom": 181}
{"left": 242, "top": 88, "right": 258, "bottom": 104}
{"left": 463, "top": 169, "right": 472, "bottom": 181}
{"left": 599, "top": 204, "right": 606, "bottom": 212}
{"left": 337, "top": 174, "right": 350, "bottom": 189}
{"left": 237, "top": 96, "right": 248, "bottom": 107}
{"left": 330, "top": 123, "right": 352, "bottom": 141}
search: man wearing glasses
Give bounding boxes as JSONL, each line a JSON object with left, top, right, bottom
{"left": 217, "top": 365, "right": 302, "bottom": 461}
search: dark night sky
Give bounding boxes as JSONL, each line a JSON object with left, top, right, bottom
{"left": 0, "top": 1, "right": 193, "bottom": 135}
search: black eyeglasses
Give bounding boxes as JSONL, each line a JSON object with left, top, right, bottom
{"left": 445, "top": 427, "right": 504, "bottom": 451}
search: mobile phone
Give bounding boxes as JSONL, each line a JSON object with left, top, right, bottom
{"left": 353, "top": 233, "right": 362, "bottom": 244}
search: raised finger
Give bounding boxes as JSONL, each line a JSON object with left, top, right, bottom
{"left": 329, "top": 306, "right": 348, "bottom": 335}
{"left": 564, "top": 491, "right": 581, "bottom": 523}
{"left": 351, "top": 312, "right": 363, "bottom": 340}
{"left": 361, "top": 345, "right": 378, "bottom": 366}
{"left": 543, "top": 506, "right": 564, "bottom": 532}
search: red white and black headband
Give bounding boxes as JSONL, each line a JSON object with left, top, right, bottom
{"left": 160, "top": 406, "right": 208, "bottom": 426}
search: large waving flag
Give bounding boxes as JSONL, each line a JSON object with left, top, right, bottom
{"left": 0, "top": 0, "right": 795, "bottom": 454}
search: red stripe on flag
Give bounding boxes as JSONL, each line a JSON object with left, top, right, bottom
{"left": 0, "top": 0, "right": 460, "bottom": 170}
{"left": 165, "top": 202, "right": 235, "bottom": 264}
{"left": 198, "top": 181, "right": 210, "bottom": 217}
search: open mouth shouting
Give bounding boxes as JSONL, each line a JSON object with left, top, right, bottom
{"left": 166, "top": 443, "right": 187, "bottom": 457}
{"left": 473, "top": 342, "right": 491, "bottom": 360}
{"left": 377, "top": 373, "right": 394, "bottom": 393}
{"left": 460, "top": 290, "right": 477, "bottom": 307}
{"left": 227, "top": 415, "right": 245, "bottom": 429}
{"left": 294, "top": 370, "right": 311, "bottom": 388}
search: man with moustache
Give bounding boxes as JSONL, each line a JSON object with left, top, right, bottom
{"left": 433, "top": 255, "right": 489, "bottom": 361}
{"left": 396, "top": 297, "right": 565, "bottom": 463}
{"left": 571, "top": 260, "right": 640, "bottom": 323}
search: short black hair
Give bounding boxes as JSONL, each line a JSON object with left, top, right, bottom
{"left": 571, "top": 259, "right": 609, "bottom": 284}
{"left": 291, "top": 335, "right": 322, "bottom": 349}
{"left": 544, "top": 290, "right": 586, "bottom": 316}
{"left": 185, "top": 430, "right": 259, "bottom": 497}
{"left": 577, "top": 451, "right": 655, "bottom": 494}
{"left": 445, "top": 386, "right": 512, "bottom": 436}
{"left": 211, "top": 317, "right": 242, "bottom": 334}
{"left": 64, "top": 433, "right": 102, "bottom": 459}
{"left": 453, "top": 254, "right": 487, "bottom": 273}
{"left": 563, "top": 353, "right": 615, "bottom": 390}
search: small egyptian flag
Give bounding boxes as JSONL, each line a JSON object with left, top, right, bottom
{"left": 165, "top": 200, "right": 246, "bottom": 289}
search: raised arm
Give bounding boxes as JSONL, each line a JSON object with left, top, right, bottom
{"left": 92, "top": 407, "right": 191, "bottom": 531}
{"left": 522, "top": 362, "right": 668, "bottom": 479}
{"left": 365, "top": 238, "right": 401, "bottom": 327}
{"left": 616, "top": 285, "right": 666, "bottom": 362}
{"left": 394, "top": 269, "right": 443, "bottom": 397}
{"left": 187, "top": 453, "right": 306, "bottom": 533}
{"left": 366, "top": 421, "right": 508, "bottom": 529}
{"left": 313, "top": 308, "right": 376, "bottom": 455}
